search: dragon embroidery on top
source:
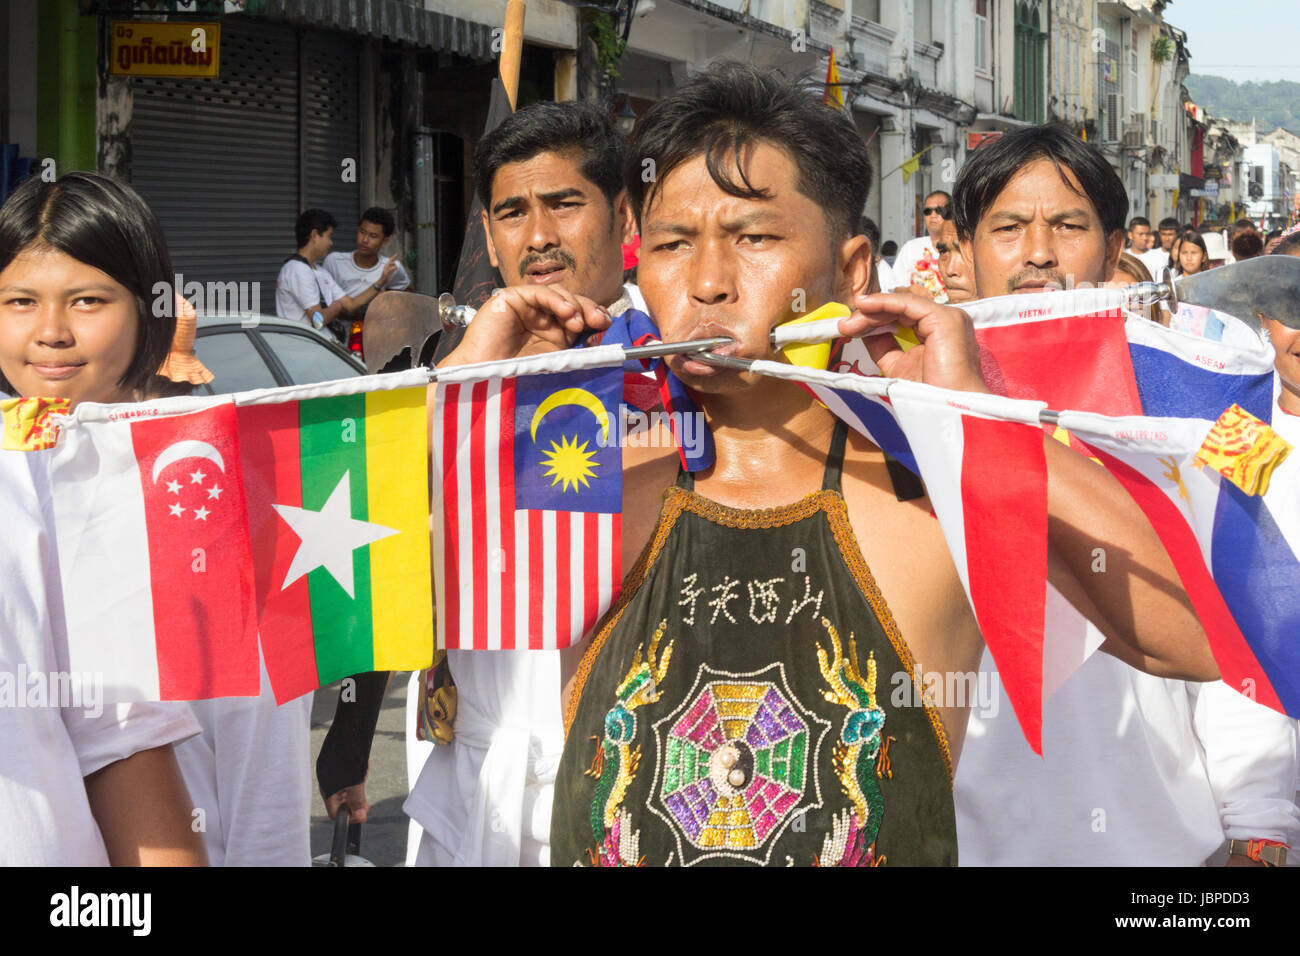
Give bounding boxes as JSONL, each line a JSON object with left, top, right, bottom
{"left": 814, "top": 617, "right": 889, "bottom": 866}
{"left": 584, "top": 620, "right": 674, "bottom": 867}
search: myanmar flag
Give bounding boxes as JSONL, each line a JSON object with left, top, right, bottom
{"left": 239, "top": 373, "right": 433, "bottom": 703}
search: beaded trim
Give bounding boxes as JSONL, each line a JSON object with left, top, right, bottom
{"left": 565, "top": 484, "right": 954, "bottom": 784}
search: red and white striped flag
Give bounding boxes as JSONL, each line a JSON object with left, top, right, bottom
{"left": 433, "top": 358, "right": 624, "bottom": 650}
{"left": 886, "top": 381, "right": 1052, "bottom": 753}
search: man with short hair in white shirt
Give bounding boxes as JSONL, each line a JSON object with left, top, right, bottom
{"left": 322, "top": 207, "right": 410, "bottom": 306}
{"left": 403, "top": 99, "right": 641, "bottom": 867}
{"left": 275, "top": 208, "right": 396, "bottom": 341}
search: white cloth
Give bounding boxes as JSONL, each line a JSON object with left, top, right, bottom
{"left": 876, "top": 258, "right": 899, "bottom": 293}
{"left": 404, "top": 649, "right": 563, "bottom": 867}
{"left": 1137, "top": 247, "right": 1172, "bottom": 279}
{"left": 0, "top": 447, "right": 200, "bottom": 866}
{"left": 404, "top": 283, "right": 646, "bottom": 866}
{"left": 275, "top": 257, "right": 344, "bottom": 326}
{"left": 955, "top": 644, "right": 1300, "bottom": 865}
{"left": 173, "top": 647, "right": 313, "bottom": 866}
{"left": 322, "top": 251, "right": 411, "bottom": 298}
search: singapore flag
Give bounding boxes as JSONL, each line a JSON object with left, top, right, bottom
{"left": 49, "top": 400, "right": 258, "bottom": 701}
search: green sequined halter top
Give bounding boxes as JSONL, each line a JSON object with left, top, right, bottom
{"left": 551, "top": 421, "right": 957, "bottom": 867}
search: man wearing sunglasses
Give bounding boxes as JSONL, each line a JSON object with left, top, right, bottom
{"left": 892, "top": 190, "right": 951, "bottom": 302}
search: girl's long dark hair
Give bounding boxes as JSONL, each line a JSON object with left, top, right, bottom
{"left": 0, "top": 171, "right": 176, "bottom": 394}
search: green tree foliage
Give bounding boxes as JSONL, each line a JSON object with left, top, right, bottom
{"left": 1185, "top": 74, "right": 1300, "bottom": 133}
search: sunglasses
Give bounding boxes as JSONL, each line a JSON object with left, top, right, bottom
{"left": 923, "top": 206, "right": 948, "bottom": 216}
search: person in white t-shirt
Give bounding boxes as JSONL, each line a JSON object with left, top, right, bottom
{"left": 275, "top": 208, "right": 396, "bottom": 341}
{"left": 1136, "top": 216, "right": 1179, "bottom": 277}
{"left": 892, "top": 189, "right": 950, "bottom": 302}
{"left": 322, "top": 207, "right": 410, "bottom": 305}
{"left": 0, "top": 171, "right": 210, "bottom": 865}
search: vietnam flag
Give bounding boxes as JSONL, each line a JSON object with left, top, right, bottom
{"left": 49, "top": 400, "right": 259, "bottom": 701}
{"left": 238, "top": 372, "right": 433, "bottom": 703}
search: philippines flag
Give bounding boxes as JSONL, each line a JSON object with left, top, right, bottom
{"left": 1058, "top": 409, "right": 1300, "bottom": 717}
{"left": 434, "top": 364, "right": 623, "bottom": 650}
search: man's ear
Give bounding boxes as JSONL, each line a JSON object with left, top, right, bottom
{"left": 958, "top": 234, "right": 977, "bottom": 294}
{"left": 481, "top": 208, "right": 500, "bottom": 271}
{"left": 614, "top": 189, "right": 637, "bottom": 246}
{"left": 1104, "top": 228, "right": 1126, "bottom": 275}
{"left": 838, "top": 233, "right": 873, "bottom": 301}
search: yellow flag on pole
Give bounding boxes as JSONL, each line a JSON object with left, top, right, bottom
{"left": 823, "top": 48, "right": 844, "bottom": 109}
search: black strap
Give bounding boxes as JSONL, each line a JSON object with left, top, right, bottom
{"left": 820, "top": 419, "right": 849, "bottom": 492}
{"left": 884, "top": 454, "right": 926, "bottom": 501}
{"left": 675, "top": 460, "right": 694, "bottom": 491}
{"left": 284, "top": 253, "right": 327, "bottom": 308}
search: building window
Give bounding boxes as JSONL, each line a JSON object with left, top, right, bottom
{"left": 915, "top": 0, "right": 933, "bottom": 46}
{"left": 1014, "top": 1, "right": 1045, "bottom": 123}
{"left": 975, "top": 0, "right": 990, "bottom": 74}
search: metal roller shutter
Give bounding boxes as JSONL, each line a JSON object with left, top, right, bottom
{"left": 302, "top": 30, "right": 361, "bottom": 243}
{"left": 130, "top": 19, "right": 360, "bottom": 308}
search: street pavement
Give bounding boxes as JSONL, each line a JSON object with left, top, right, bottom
{"left": 309, "top": 673, "right": 415, "bottom": 867}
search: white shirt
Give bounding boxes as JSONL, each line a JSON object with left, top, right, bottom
{"left": 172, "top": 648, "right": 313, "bottom": 866}
{"left": 955, "top": 644, "right": 1300, "bottom": 866}
{"left": 275, "top": 258, "right": 345, "bottom": 326}
{"left": 0, "top": 447, "right": 200, "bottom": 866}
{"left": 893, "top": 235, "right": 947, "bottom": 302}
{"left": 322, "top": 251, "right": 411, "bottom": 298}
{"left": 404, "top": 283, "right": 647, "bottom": 867}
{"left": 876, "top": 258, "right": 899, "bottom": 293}
{"left": 1137, "top": 247, "right": 1173, "bottom": 279}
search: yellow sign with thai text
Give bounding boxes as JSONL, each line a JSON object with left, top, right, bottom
{"left": 110, "top": 21, "right": 220, "bottom": 78}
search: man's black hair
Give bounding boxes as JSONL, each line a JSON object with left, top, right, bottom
{"left": 1157, "top": 217, "right": 1180, "bottom": 231}
{"left": 625, "top": 61, "right": 871, "bottom": 242}
{"left": 1232, "top": 217, "right": 1256, "bottom": 234}
{"left": 1128, "top": 216, "right": 1150, "bottom": 230}
{"left": 1231, "top": 231, "right": 1264, "bottom": 259}
{"left": 953, "top": 124, "right": 1126, "bottom": 240}
{"left": 858, "top": 216, "right": 881, "bottom": 252}
{"left": 0, "top": 171, "right": 176, "bottom": 395}
{"left": 881, "top": 240, "right": 898, "bottom": 257}
{"left": 359, "top": 206, "right": 396, "bottom": 238}
{"left": 1273, "top": 232, "right": 1300, "bottom": 256}
{"left": 296, "top": 208, "right": 336, "bottom": 248}
{"left": 473, "top": 100, "right": 626, "bottom": 210}
{"left": 925, "top": 190, "right": 952, "bottom": 206}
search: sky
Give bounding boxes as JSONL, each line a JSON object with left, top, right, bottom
{"left": 1169, "top": 0, "right": 1300, "bottom": 83}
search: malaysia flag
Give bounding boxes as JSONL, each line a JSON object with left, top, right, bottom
{"left": 434, "top": 365, "right": 623, "bottom": 650}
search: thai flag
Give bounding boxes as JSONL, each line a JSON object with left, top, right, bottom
{"left": 433, "top": 363, "right": 623, "bottom": 650}
{"left": 1058, "top": 409, "right": 1300, "bottom": 716}
{"left": 592, "top": 309, "right": 715, "bottom": 472}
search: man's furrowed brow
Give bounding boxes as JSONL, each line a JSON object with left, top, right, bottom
{"left": 643, "top": 219, "right": 698, "bottom": 236}
{"left": 491, "top": 187, "right": 588, "bottom": 216}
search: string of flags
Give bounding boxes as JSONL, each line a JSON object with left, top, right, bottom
{"left": 5, "top": 289, "right": 1297, "bottom": 756}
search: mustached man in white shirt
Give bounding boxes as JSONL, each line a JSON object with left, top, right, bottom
{"left": 275, "top": 209, "right": 396, "bottom": 341}
{"left": 322, "top": 207, "right": 410, "bottom": 307}
{"left": 402, "top": 99, "right": 640, "bottom": 867}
